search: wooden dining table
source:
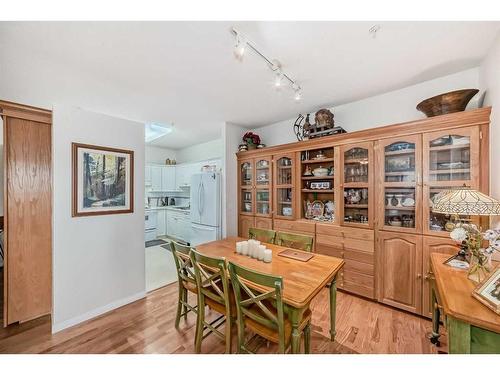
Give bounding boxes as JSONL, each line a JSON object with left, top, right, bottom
{"left": 196, "top": 236, "right": 345, "bottom": 353}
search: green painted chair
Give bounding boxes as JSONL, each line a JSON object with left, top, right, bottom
{"left": 248, "top": 227, "right": 277, "bottom": 244}
{"left": 228, "top": 261, "right": 312, "bottom": 354}
{"left": 171, "top": 241, "right": 198, "bottom": 329}
{"left": 190, "top": 249, "right": 234, "bottom": 354}
{"left": 275, "top": 231, "right": 314, "bottom": 252}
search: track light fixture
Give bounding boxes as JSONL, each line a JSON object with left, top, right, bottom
{"left": 231, "top": 27, "right": 302, "bottom": 102}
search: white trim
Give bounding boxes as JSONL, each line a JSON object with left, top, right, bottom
{"left": 51, "top": 291, "right": 146, "bottom": 333}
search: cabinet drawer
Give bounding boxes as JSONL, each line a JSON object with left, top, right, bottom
{"left": 343, "top": 248, "right": 374, "bottom": 265}
{"left": 316, "top": 223, "right": 343, "bottom": 237}
{"left": 315, "top": 243, "right": 343, "bottom": 258}
{"left": 274, "top": 219, "right": 315, "bottom": 234}
{"left": 341, "top": 227, "right": 374, "bottom": 241}
{"left": 343, "top": 269, "right": 374, "bottom": 288}
{"left": 344, "top": 238, "right": 374, "bottom": 253}
{"left": 341, "top": 281, "right": 375, "bottom": 299}
{"left": 344, "top": 258, "right": 374, "bottom": 276}
{"left": 316, "top": 233, "right": 343, "bottom": 248}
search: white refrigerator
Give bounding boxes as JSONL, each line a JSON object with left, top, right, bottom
{"left": 190, "top": 172, "right": 221, "bottom": 246}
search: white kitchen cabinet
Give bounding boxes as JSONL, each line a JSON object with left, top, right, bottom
{"left": 157, "top": 209, "right": 167, "bottom": 236}
{"left": 166, "top": 209, "right": 191, "bottom": 243}
{"left": 166, "top": 210, "right": 177, "bottom": 238}
{"left": 175, "top": 165, "right": 190, "bottom": 188}
{"left": 145, "top": 165, "right": 152, "bottom": 186}
{"left": 161, "top": 166, "right": 176, "bottom": 191}
{"left": 150, "top": 165, "right": 163, "bottom": 191}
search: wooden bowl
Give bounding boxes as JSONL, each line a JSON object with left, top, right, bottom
{"left": 416, "top": 89, "right": 479, "bottom": 117}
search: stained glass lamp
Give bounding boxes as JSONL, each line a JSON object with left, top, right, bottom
{"left": 432, "top": 187, "right": 500, "bottom": 216}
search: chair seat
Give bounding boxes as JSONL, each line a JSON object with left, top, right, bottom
{"left": 244, "top": 304, "right": 312, "bottom": 345}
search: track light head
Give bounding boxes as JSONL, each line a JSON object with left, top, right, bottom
{"left": 274, "top": 70, "right": 284, "bottom": 89}
{"left": 233, "top": 34, "right": 246, "bottom": 60}
{"left": 294, "top": 89, "right": 302, "bottom": 102}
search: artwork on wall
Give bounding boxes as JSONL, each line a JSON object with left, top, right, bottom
{"left": 72, "top": 142, "right": 134, "bottom": 217}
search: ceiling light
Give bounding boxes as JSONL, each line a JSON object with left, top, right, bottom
{"left": 294, "top": 89, "right": 302, "bottom": 102}
{"left": 233, "top": 34, "right": 246, "bottom": 60}
{"left": 145, "top": 123, "right": 173, "bottom": 143}
{"left": 274, "top": 71, "right": 284, "bottom": 88}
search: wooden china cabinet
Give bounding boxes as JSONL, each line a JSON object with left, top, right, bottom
{"left": 236, "top": 107, "right": 491, "bottom": 318}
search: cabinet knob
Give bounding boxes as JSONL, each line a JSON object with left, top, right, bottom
{"left": 417, "top": 273, "right": 422, "bottom": 279}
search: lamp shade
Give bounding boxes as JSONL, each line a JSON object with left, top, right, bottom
{"left": 432, "top": 187, "right": 500, "bottom": 216}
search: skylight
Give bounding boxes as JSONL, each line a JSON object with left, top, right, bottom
{"left": 145, "top": 123, "right": 173, "bottom": 143}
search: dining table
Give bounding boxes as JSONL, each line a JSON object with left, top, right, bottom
{"left": 195, "top": 236, "right": 345, "bottom": 353}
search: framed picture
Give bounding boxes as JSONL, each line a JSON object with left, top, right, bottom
{"left": 472, "top": 267, "right": 500, "bottom": 315}
{"left": 443, "top": 254, "right": 470, "bottom": 270}
{"left": 72, "top": 143, "right": 134, "bottom": 217}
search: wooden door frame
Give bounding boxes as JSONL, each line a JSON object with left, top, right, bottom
{"left": 0, "top": 100, "right": 53, "bottom": 327}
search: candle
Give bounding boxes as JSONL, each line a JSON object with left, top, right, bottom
{"left": 252, "top": 240, "right": 261, "bottom": 258}
{"left": 263, "top": 249, "right": 272, "bottom": 263}
{"left": 236, "top": 242, "right": 242, "bottom": 254}
{"left": 241, "top": 241, "right": 248, "bottom": 256}
{"left": 258, "top": 245, "right": 266, "bottom": 261}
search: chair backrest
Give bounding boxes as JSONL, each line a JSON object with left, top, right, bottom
{"left": 276, "top": 231, "right": 314, "bottom": 252}
{"left": 248, "top": 227, "right": 277, "bottom": 244}
{"left": 171, "top": 241, "right": 196, "bottom": 285}
{"left": 228, "top": 262, "right": 286, "bottom": 351}
{"left": 190, "top": 249, "right": 231, "bottom": 311}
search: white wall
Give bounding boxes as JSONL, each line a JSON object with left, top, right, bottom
{"left": 145, "top": 145, "right": 176, "bottom": 164}
{"left": 52, "top": 106, "right": 145, "bottom": 333}
{"left": 479, "top": 32, "right": 500, "bottom": 228}
{"left": 222, "top": 123, "right": 247, "bottom": 237}
{"left": 252, "top": 68, "right": 480, "bottom": 146}
{"left": 176, "top": 138, "right": 223, "bottom": 164}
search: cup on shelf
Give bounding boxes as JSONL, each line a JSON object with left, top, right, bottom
{"left": 263, "top": 249, "right": 273, "bottom": 263}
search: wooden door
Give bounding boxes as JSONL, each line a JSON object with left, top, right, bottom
{"left": 375, "top": 135, "right": 422, "bottom": 233}
{"left": 2, "top": 102, "right": 52, "bottom": 326}
{"left": 273, "top": 153, "right": 295, "bottom": 220}
{"left": 238, "top": 216, "right": 255, "bottom": 238}
{"left": 238, "top": 159, "right": 255, "bottom": 216}
{"left": 339, "top": 142, "right": 374, "bottom": 228}
{"left": 377, "top": 232, "right": 422, "bottom": 314}
{"left": 254, "top": 156, "right": 272, "bottom": 218}
{"left": 422, "top": 126, "right": 480, "bottom": 237}
{"left": 422, "top": 236, "right": 459, "bottom": 317}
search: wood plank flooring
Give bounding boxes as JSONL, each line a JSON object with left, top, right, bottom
{"left": 0, "top": 281, "right": 447, "bottom": 354}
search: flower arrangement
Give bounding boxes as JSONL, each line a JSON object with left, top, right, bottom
{"left": 242, "top": 132, "right": 261, "bottom": 149}
{"left": 449, "top": 224, "right": 500, "bottom": 282}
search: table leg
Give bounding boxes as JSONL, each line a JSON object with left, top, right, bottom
{"left": 430, "top": 286, "right": 441, "bottom": 346}
{"left": 448, "top": 317, "right": 471, "bottom": 354}
{"left": 329, "top": 276, "right": 337, "bottom": 341}
{"left": 288, "top": 307, "right": 304, "bottom": 354}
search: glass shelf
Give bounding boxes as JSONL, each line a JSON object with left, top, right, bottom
{"left": 428, "top": 135, "right": 471, "bottom": 182}
{"left": 344, "top": 147, "right": 368, "bottom": 183}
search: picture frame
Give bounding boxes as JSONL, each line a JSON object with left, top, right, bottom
{"left": 443, "top": 254, "right": 470, "bottom": 270}
{"left": 472, "top": 266, "right": 500, "bottom": 315}
{"left": 72, "top": 142, "right": 134, "bottom": 217}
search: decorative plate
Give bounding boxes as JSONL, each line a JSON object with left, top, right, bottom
{"left": 311, "top": 200, "right": 325, "bottom": 217}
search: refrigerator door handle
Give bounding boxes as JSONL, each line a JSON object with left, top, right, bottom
{"left": 200, "top": 181, "right": 205, "bottom": 216}
{"left": 197, "top": 180, "right": 203, "bottom": 217}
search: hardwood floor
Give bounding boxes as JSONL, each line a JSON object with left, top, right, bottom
{"left": 0, "top": 281, "right": 447, "bottom": 354}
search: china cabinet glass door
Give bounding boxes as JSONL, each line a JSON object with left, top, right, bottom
{"left": 239, "top": 159, "right": 254, "bottom": 215}
{"left": 255, "top": 157, "right": 272, "bottom": 217}
{"left": 274, "top": 154, "right": 295, "bottom": 219}
{"left": 377, "top": 135, "right": 421, "bottom": 232}
{"left": 340, "top": 142, "right": 373, "bottom": 227}
{"left": 423, "top": 127, "right": 480, "bottom": 236}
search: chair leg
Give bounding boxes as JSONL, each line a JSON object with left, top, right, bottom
{"left": 182, "top": 289, "right": 189, "bottom": 319}
{"left": 304, "top": 322, "right": 311, "bottom": 354}
{"left": 195, "top": 297, "right": 205, "bottom": 354}
{"left": 175, "top": 284, "right": 184, "bottom": 329}
{"left": 236, "top": 316, "right": 245, "bottom": 354}
{"left": 225, "top": 317, "right": 232, "bottom": 354}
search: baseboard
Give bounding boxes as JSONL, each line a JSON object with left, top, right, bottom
{"left": 51, "top": 290, "right": 147, "bottom": 334}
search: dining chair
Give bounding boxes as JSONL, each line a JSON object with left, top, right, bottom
{"left": 171, "top": 241, "right": 198, "bottom": 329}
{"left": 228, "top": 262, "right": 312, "bottom": 354}
{"left": 190, "top": 249, "right": 235, "bottom": 354}
{"left": 248, "top": 227, "right": 277, "bottom": 244}
{"left": 275, "top": 231, "right": 314, "bottom": 252}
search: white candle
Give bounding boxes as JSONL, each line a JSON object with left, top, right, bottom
{"left": 263, "top": 249, "right": 272, "bottom": 263}
{"left": 258, "top": 245, "right": 266, "bottom": 261}
{"left": 252, "top": 240, "right": 261, "bottom": 258}
{"left": 236, "top": 242, "right": 242, "bottom": 254}
{"left": 241, "top": 241, "right": 248, "bottom": 256}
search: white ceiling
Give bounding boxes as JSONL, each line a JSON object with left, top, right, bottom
{"left": 0, "top": 21, "right": 499, "bottom": 149}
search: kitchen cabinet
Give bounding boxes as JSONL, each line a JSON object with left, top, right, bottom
{"left": 166, "top": 209, "right": 191, "bottom": 243}
{"left": 273, "top": 153, "right": 296, "bottom": 220}
{"left": 151, "top": 165, "right": 163, "bottom": 191}
{"left": 157, "top": 209, "right": 167, "bottom": 236}
{"left": 377, "top": 231, "right": 422, "bottom": 314}
{"left": 145, "top": 165, "right": 152, "bottom": 186}
{"left": 175, "top": 164, "right": 190, "bottom": 188}
{"left": 161, "top": 166, "right": 176, "bottom": 191}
